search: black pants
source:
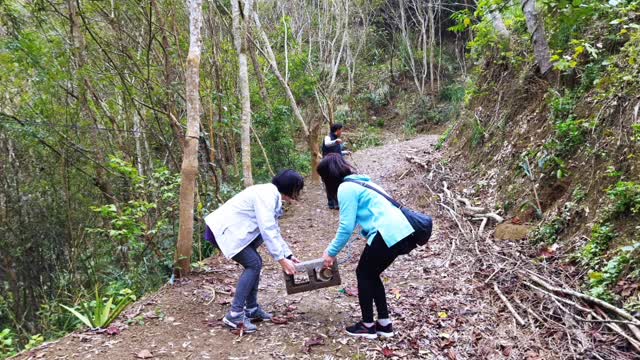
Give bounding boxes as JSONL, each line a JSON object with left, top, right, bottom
{"left": 356, "top": 233, "right": 406, "bottom": 323}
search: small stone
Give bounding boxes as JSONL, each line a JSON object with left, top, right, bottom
{"left": 494, "top": 224, "right": 531, "bottom": 240}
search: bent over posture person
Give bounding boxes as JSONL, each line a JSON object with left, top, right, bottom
{"left": 317, "top": 154, "right": 416, "bottom": 339}
{"left": 204, "top": 170, "right": 303, "bottom": 333}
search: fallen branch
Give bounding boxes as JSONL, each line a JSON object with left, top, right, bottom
{"left": 204, "top": 285, "right": 217, "bottom": 305}
{"left": 524, "top": 280, "right": 640, "bottom": 351}
{"left": 471, "top": 213, "right": 504, "bottom": 223}
{"left": 456, "top": 196, "right": 487, "bottom": 213}
{"left": 527, "top": 272, "right": 640, "bottom": 327}
{"left": 479, "top": 217, "right": 488, "bottom": 237}
{"left": 493, "top": 282, "right": 526, "bottom": 326}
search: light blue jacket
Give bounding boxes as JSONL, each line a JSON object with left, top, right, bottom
{"left": 327, "top": 175, "right": 414, "bottom": 257}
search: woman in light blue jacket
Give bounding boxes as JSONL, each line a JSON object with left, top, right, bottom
{"left": 204, "top": 170, "right": 303, "bottom": 333}
{"left": 318, "top": 154, "right": 415, "bottom": 339}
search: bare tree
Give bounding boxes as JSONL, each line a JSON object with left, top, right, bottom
{"left": 232, "top": 0, "right": 254, "bottom": 187}
{"left": 175, "top": 0, "right": 204, "bottom": 277}
{"left": 521, "top": 0, "right": 552, "bottom": 74}
{"left": 252, "top": 9, "right": 324, "bottom": 182}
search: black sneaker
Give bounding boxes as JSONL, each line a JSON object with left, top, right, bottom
{"left": 345, "top": 322, "right": 377, "bottom": 339}
{"left": 376, "top": 322, "right": 394, "bottom": 338}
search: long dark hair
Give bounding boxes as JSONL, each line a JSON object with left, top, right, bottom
{"left": 316, "top": 153, "right": 356, "bottom": 200}
{"left": 272, "top": 169, "right": 304, "bottom": 199}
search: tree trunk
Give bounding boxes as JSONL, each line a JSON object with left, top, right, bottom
{"left": 489, "top": 11, "right": 510, "bottom": 38}
{"left": 232, "top": 0, "right": 253, "bottom": 187}
{"left": 427, "top": 0, "right": 436, "bottom": 93}
{"left": 307, "top": 125, "right": 322, "bottom": 184}
{"left": 521, "top": 0, "right": 552, "bottom": 74}
{"left": 175, "top": 0, "right": 203, "bottom": 277}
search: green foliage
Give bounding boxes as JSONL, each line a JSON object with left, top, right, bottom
{"left": 471, "top": 118, "right": 486, "bottom": 147}
{"left": 350, "top": 125, "right": 384, "bottom": 151}
{"left": 24, "top": 334, "right": 44, "bottom": 351}
{"left": 0, "top": 329, "right": 17, "bottom": 359}
{"left": 360, "top": 84, "right": 390, "bottom": 109}
{"left": 632, "top": 124, "right": 640, "bottom": 143}
{"left": 439, "top": 84, "right": 465, "bottom": 104}
{"left": 435, "top": 124, "right": 454, "bottom": 150}
{"left": 61, "top": 288, "right": 135, "bottom": 330}
{"left": 587, "top": 240, "right": 639, "bottom": 302}
{"left": 607, "top": 181, "right": 640, "bottom": 217}
{"left": 530, "top": 202, "right": 579, "bottom": 244}
{"left": 581, "top": 223, "right": 616, "bottom": 265}
{"left": 402, "top": 116, "right": 416, "bottom": 137}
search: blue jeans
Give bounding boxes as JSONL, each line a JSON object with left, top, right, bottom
{"left": 230, "top": 237, "right": 263, "bottom": 313}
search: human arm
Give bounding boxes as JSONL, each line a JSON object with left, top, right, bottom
{"left": 324, "top": 135, "right": 343, "bottom": 147}
{"left": 325, "top": 184, "right": 358, "bottom": 257}
{"left": 254, "top": 190, "right": 292, "bottom": 261}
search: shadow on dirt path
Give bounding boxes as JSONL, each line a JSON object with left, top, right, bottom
{"left": 17, "top": 135, "right": 545, "bottom": 360}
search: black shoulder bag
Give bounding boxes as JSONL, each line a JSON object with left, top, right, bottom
{"left": 344, "top": 179, "right": 433, "bottom": 247}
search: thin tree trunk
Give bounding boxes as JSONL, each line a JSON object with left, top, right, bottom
{"left": 133, "top": 110, "right": 144, "bottom": 177}
{"left": 252, "top": 10, "right": 309, "bottom": 137}
{"left": 232, "top": 0, "right": 253, "bottom": 187}
{"left": 521, "top": 0, "right": 552, "bottom": 74}
{"left": 427, "top": 0, "right": 436, "bottom": 93}
{"left": 68, "top": 0, "right": 113, "bottom": 202}
{"left": 251, "top": 126, "right": 275, "bottom": 177}
{"left": 252, "top": 12, "right": 325, "bottom": 182}
{"left": 175, "top": 0, "right": 203, "bottom": 277}
{"left": 489, "top": 11, "right": 510, "bottom": 38}
{"left": 249, "top": 40, "right": 272, "bottom": 118}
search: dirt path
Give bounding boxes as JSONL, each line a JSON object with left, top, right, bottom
{"left": 17, "top": 135, "right": 547, "bottom": 360}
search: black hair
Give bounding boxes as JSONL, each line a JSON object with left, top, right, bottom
{"left": 272, "top": 169, "right": 304, "bottom": 199}
{"left": 330, "top": 123, "right": 343, "bottom": 134}
{"left": 316, "top": 153, "right": 355, "bottom": 200}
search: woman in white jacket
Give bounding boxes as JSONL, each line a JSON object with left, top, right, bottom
{"left": 204, "top": 170, "right": 303, "bottom": 333}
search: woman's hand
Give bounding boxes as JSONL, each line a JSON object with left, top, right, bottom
{"left": 279, "top": 258, "right": 297, "bottom": 275}
{"left": 322, "top": 250, "right": 336, "bottom": 269}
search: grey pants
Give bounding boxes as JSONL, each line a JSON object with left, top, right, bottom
{"left": 230, "top": 237, "right": 263, "bottom": 313}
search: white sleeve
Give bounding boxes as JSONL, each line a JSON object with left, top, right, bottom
{"left": 324, "top": 135, "right": 339, "bottom": 146}
{"left": 253, "top": 191, "right": 291, "bottom": 261}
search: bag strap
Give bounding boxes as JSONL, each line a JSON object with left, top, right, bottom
{"left": 343, "top": 179, "right": 404, "bottom": 209}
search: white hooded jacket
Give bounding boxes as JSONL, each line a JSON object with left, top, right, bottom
{"left": 204, "top": 183, "right": 292, "bottom": 260}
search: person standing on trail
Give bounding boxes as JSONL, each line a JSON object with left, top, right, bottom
{"left": 321, "top": 123, "right": 351, "bottom": 209}
{"left": 204, "top": 169, "right": 303, "bottom": 333}
{"left": 317, "top": 154, "right": 417, "bottom": 339}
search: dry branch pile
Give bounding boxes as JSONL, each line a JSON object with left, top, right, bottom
{"left": 405, "top": 151, "right": 640, "bottom": 359}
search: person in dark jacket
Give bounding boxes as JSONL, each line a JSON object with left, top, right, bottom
{"left": 321, "top": 123, "right": 350, "bottom": 209}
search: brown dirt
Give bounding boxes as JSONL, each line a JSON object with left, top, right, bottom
{"left": 14, "top": 135, "right": 622, "bottom": 360}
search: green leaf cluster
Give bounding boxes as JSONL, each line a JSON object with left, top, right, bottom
{"left": 61, "top": 287, "right": 135, "bottom": 330}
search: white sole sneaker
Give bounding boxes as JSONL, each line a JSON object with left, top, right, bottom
{"left": 377, "top": 331, "right": 394, "bottom": 338}
{"left": 223, "top": 316, "right": 257, "bottom": 333}
{"left": 346, "top": 331, "right": 378, "bottom": 339}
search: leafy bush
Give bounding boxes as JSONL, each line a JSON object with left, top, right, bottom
{"left": 0, "top": 329, "right": 16, "bottom": 359}
{"left": 439, "top": 84, "right": 465, "bottom": 103}
{"left": 581, "top": 223, "right": 616, "bottom": 265}
{"left": 607, "top": 181, "right": 640, "bottom": 217}
{"left": 588, "top": 245, "right": 637, "bottom": 302}
{"left": 360, "top": 84, "right": 390, "bottom": 109}
{"left": 24, "top": 334, "right": 44, "bottom": 351}
{"left": 349, "top": 125, "right": 384, "bottom": 151}
{"left": 61, "top": 288, "right": 135, "bottom": 330}
{"left": 471, "top": 118, "right": 486, "bottom": 147}
{"left": 436, "top": 124, "right": 454, "bottom": 150}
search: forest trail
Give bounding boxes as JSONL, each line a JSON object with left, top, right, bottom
{"left": 17, "top": 135, "right": 553, "bottom": 360}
